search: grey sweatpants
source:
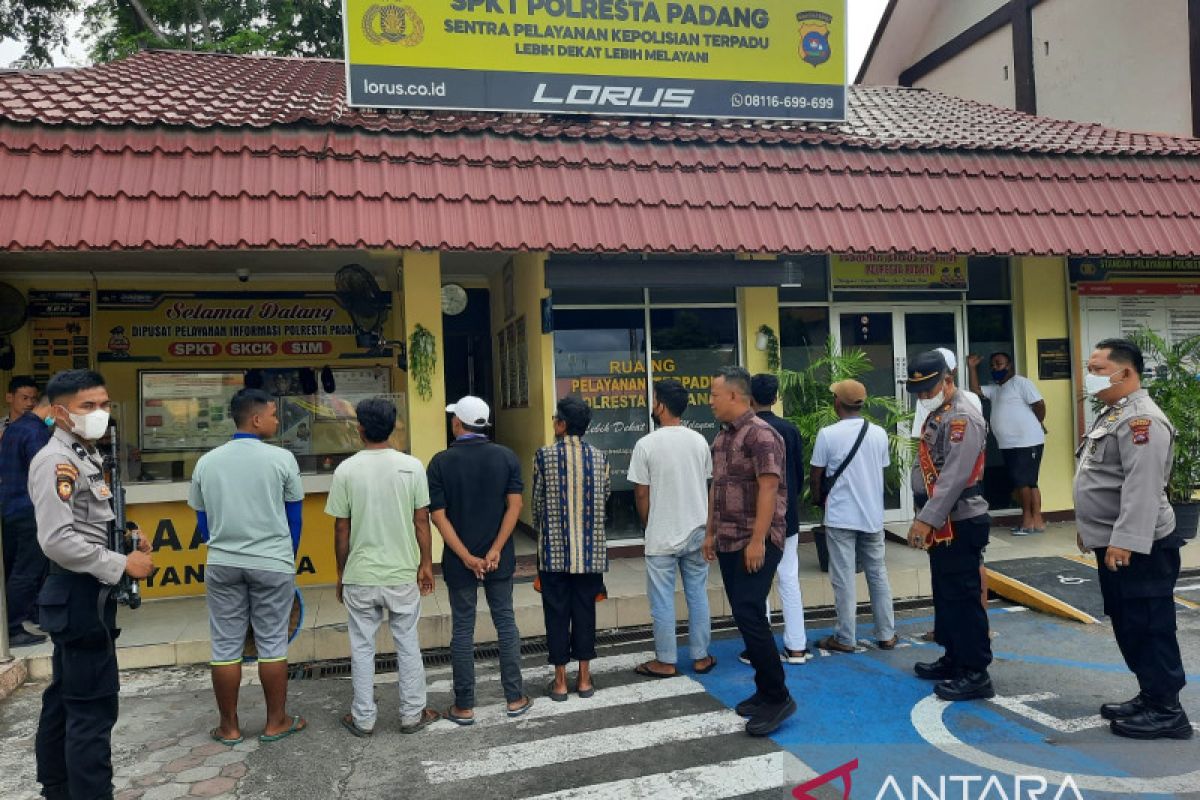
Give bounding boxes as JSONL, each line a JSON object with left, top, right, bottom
{"left": 343, "top": 583, "right": 426, "bottom": 729}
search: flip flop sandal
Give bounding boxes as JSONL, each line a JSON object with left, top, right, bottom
{"left": 260, "top": 715, "right": 307, "bottom": 743}
{"left": 633, "top": 662, "right": 677, "bottom": 679}
{"left": 575, "top": 680, "right": 597, "bottom": 699}
{"left": 546, "top": 680, "right": 569, "bottom": 702}
{"left": 339, "top": 713, "right": 373, "bottom": 738}
{"left": 506, "top": 697, "right": 535, "bottom": 717}
{"left": 209, "top": 728, "right": 243, "bottom": 746}
{"left": 693, "top": 657, "right": 718, "bottom": 675}
{"left": 400, "top": 708, "right": 441, "bottom": 734}
{"left": 445, "top": 708, "right": 475, "bottom": 726}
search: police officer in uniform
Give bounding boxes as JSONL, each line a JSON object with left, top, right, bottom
{"left": 1074, "top": 338, "right": 1192, "bottom": 740}
{"left": 905, "top": 351, "right": 994, "bottom": 701}
{"left": 28, "top": 370, "right": 155, "bottom": 799}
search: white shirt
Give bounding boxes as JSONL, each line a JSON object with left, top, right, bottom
{"left": 811, "top": 418, "right": 890, "bottom": 534}
{"left": 911, "top": 389, "right": 981, "bottom": 439}
{"left": 627, "top": 425, "right": 712, "bottom": 556}
{"left": 981, "top": 376, "right": 1045, "bottom": 449}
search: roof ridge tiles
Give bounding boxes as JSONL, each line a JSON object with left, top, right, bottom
{"left": 0, "top": 50, "right": 1198, "bottom": 156}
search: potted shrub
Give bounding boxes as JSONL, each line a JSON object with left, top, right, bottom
{"left": 1131, "top": 329, "right": 1200, "bottom": 539}
{"left": 777, "top": 338, "right": 914, "bottom": 570}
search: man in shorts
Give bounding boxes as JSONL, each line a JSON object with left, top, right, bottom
{"left": 190, "top": 388, "right": 306, "bottom": 744}
{"left": 968, "top": 352, "right": 1047, "bottom": 534}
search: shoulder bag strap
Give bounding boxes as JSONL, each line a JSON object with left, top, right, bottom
{"left": 827, "top": 419, "right": 870, "bottom": 493}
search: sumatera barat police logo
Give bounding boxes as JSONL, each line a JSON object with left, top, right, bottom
{"left": 796, "top": 10, "right": 833, "bottom": 66}
{"left": 362, "top": 4, "right": 425, "bottom": 46}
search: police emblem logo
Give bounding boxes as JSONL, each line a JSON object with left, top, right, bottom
{"left": 1129, "top": 418, "right": 1152, "bottom": 446}
{"left": 796, "top": 11, "right": 833, "bottom": 66}
{"left": 949, "top": 419, "right": 967, "bottom": 443}
{"left": 55, "top": 463, "right": 79, "bottom": 502}
{"left": 363, "top": 4, "right": 425, "bottom": 46}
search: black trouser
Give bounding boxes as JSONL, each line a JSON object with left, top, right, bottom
{"left": 539, "top": 571, "right": 604, "bottom": 666}
{"left": 1096, "top": 536, "right": 1186, "bottom": 706}
{"left": 929, "top": 515, "right": 992, "bottom": 673}
{"left": 718, "top": 541, "right": 789, "bottom": 706}
{"left": 34, "top": 571, "right": 120, "bottom": 800}
{"left": 3, "top": 510, "right": 48, "bottom": 633}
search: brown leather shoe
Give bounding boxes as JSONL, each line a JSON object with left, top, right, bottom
{"left": 816, "top": 635, "right": 856, "bottom": 653}
{"left": 877, "top": 635, "right": 899, "bottom": 650}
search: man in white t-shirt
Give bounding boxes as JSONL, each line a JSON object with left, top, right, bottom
{"left": 628, "top": 379, "right": 716, "bottom": 678}
{"left": 810, "top": 380, "right": 896, "bottom": 652}
{"left": 912, "top": 349, "right": 981, "bottom": 438}
{"left": 968, "top": 352, "right": 1047, "bottom": 534}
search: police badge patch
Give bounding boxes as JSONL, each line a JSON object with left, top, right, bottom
{"left": 949, "top": 419, "right": 967, "bottom": 443}
{"left": 55, "top": 463, "right": 79, "bottom": 502}
{"left": 1129, "top": 418, "right": 1151, "bottom": 445}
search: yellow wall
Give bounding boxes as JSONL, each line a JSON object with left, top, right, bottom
{"left": 738, "top": 286, "right": 781, "bottom": 374}
{"left": 1013, "top": 256, "right": 1074, "bottom": 512}
{"left": 400, "top": 250, "right": 447, "bottom": 465}
{"left": 490, "top": 253, "right": 556, "bottom": 523}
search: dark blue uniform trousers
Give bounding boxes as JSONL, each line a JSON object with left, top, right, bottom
{"left": 3, "top": 511, "right": 48, "bottom": 634}
{"left": 929, "top": 515, "right": 993, "bottom": 673}
{"left": 35, "top": 572, "right": 120, "bottom": 800}
{"left": 1096, "top": 536, "right": 1186, "bottom": 706}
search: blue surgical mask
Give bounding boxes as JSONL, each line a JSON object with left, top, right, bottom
{"left": 991, "top": 369, "right": 1008, "bottom": 382}
{"left": 44, "top": 416, "right": 55, "bottom": 428}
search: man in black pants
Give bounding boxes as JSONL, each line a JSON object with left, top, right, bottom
{"left": 1, "top": 389, "right": 52, "bottom": 647}
{"left": 28, "top": 370, "right": 155, "bottom": 799}
{"left": 905, "top": 351, "right": 994, "bottom": 702}
{"left": 1074, "top": 338, "right": 1191, "bottom": 740}
{"left": 704, "top": 366, "right": 795, "bottom": 736}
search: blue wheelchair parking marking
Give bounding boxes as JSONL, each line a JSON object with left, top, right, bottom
{"left": 693, "top": 607, "right": 1188, "bottom": 799}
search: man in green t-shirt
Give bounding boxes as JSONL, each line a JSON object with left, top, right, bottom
{"left": 326, "top": 398, "right": 439, "bottom": 736}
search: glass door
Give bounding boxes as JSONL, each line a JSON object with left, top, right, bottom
{"left": 834, "top": 306, "right": 963, "bottom": 521}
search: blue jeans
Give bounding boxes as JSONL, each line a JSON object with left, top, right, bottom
{"left": 826, "top": 526, "right": 895, "bottom": 646}
{"left": 448, "top": 578, "right": 525, "bottom": 708}
{"left": 645, "top": 527, "right": 711, "bottom": 665}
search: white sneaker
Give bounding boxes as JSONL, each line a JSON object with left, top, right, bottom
{"left": 782, "top": 648, "right": 811, "bottom": 664}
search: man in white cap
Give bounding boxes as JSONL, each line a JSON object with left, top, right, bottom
{"left": 427, "top": 396, "right": 532, "bottom": 724}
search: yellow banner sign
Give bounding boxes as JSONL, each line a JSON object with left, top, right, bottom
{"left": 342, "top": 0, "right": 846, "bottom": 120}
{"left": 96, "top": 290, "right": 385, "bottom": 362}
{"left": 831, "top": 255, "right": 969, "bottom": 292}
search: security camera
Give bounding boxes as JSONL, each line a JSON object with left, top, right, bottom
{"left": 236, "top": 268, "right": 250, "bottom": 283}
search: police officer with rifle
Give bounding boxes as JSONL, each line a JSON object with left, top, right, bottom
{"left": 28, "top": 369, "right": 154, "bottom": 800}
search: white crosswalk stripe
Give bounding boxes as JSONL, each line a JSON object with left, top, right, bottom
{"left": 420, "top": 709, "right": 748, "bottom": 782}
{"left": 425, "top": 675, "right": 706, "bottom": 733}
{"left": 520, "top": 753, "right": 815, "bottom": 800}
{"left": 418, "top": 649, "right": 656, "bottom": 693}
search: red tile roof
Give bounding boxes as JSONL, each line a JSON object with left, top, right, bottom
{"left": 0, "top": 50, "right": 1198, "bottom": 255}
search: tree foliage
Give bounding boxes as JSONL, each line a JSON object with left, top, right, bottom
{"left": 2, "top": 0, "right": 343, "bottom": 67}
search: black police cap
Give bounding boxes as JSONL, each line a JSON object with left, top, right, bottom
{"left": 907, "top": 350, "right": 948, "bottom": 393}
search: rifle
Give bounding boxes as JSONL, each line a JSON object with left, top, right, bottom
{"left": 105, "top": 419, "right": 142, "bottom": 609}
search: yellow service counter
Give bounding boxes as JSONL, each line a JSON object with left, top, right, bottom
{"left": 127, "top": 478, "right": 340, "bottom": 599}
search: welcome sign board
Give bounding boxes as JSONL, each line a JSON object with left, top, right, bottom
{"left": 342, "top": 0, "right": 846, "bottom": 120}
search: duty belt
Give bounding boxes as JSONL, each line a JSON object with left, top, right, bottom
{"left": 913, "top": 484, "right": 982, "bottom": 510}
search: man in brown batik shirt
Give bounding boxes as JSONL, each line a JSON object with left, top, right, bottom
{"left": 703, "top": 366, "right": 795, "bottom": 737}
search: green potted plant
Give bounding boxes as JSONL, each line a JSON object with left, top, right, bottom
{"left": 1131, "top": 329, "right": 1200, "bottom": 539}
{"left": 777, "top": 337, "right": 914, "bottom": 570}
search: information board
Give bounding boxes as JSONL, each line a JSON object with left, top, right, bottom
{"left": 342, "top": 0, "right": 847, "bottom": 120}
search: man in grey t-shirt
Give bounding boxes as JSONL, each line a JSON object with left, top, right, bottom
{"left": 189, "top": 388, "right": 306, "bottom": 745}
{"left": 629, "top": 379, "right": 715, "bottom": 678}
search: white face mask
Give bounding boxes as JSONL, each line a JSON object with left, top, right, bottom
{"left": 68, "top": 409, "right": 110, "bottom": 441}
{"left": 1084, "top": 371, "right": 1118, "bottom": 397}
{"left": 918, "top": 391, "right": 945, "bottom": 412}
